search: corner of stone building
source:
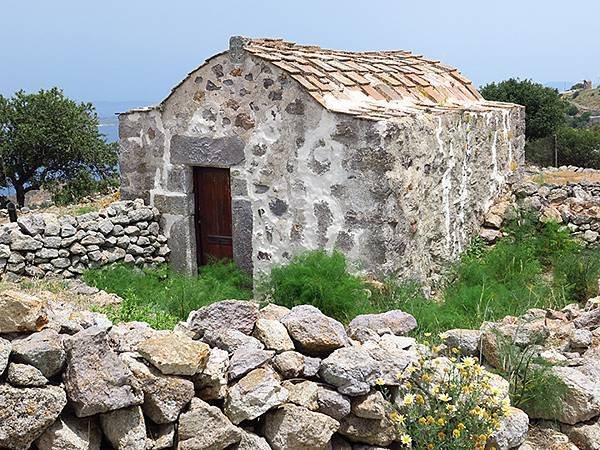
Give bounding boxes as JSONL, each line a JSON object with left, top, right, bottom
{"left": 229, "top": 35, "right": 250, "bottom": 64}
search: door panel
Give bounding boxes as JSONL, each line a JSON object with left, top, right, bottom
{"left": 193, "top": 167, "right": 233, "bottom": 266}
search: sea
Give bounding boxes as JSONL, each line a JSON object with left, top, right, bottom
{"left": 95, "top": 100, "right": 156, "bottom": 143}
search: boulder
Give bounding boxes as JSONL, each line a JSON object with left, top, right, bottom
{"left": 17, "top": 214, "right": 46, "bottom": 236}
{"left": 63, "top": 327, "right": 143, "bottom": 417}
{"left": 11, "top": 328, "right": 66, "bottom": 378}
{"left": 441, "top": 328, "right": 481, "bottom": 356}
{"left": 0, "top": 337, "right": 11, "bottom": 375}
{"left": 481, "top": 320, "right": 549, "bottom": 369}
{"left": 273, "top": 351, "right": 305, "bottom": 378}
{"left": 518, "top": 426, "right": 577, "bottom": 450}
{"left": 362, "top": 336, "right": 418, "bottom": 385}
{"left": 10, "top": 230, "right": 44, "bottom": 251}
{"left": 228, "top": 347, "right": 275, "bottom": 380}
{"left": 533, "top": 362, "right": 600, "bottom": 424}
{"left": 0, "top": 384, "right": 67, "bottom": 450}
{"left": 487, "top": 407, "right": 529, "bottom": 450}
{"left": 108, "top": 321, "right": 168, "bottom": 353}
{"left": 194, "top": 347, "right": 230, "bottom": 400}
{"left": 123, "top": 354, "right": 195, "bottom": 424}
{"left": 137, "top": 332, "right": 210, "bottom": 376}
{"left": 480, "top": 228, "right": 503, "bottom": 243}
{"left": 280, "top": 305, "right": 349, "bottom": 355}
{"left": 0, "top": 290, "right": 48, "bottom": 333}
{"left": 263, "top": 404, "right": 339, "bottom": 450}
{"left": 574, "top": 309, "right": 600, "bottom": 330}
{"left": 283, "top": 380, "right": 319, "bottom": 410}
{"left": 319, "top": 347, "right": 380, "bottom": 396}
{"left": 258, "top": 304, "right": 291, "bottom": 321}
{"left": 0, "top": 243, "right": 11, "bottom": 258}
{"left": 224, "top": 368, "right": 289, "bottom": 424}
{"left": 338, "top": 414, "right": 397, "bottom": 447}
{"left": 186, "top": 300, "right": 259, "bottom": 338}
{"left": 563, "top": 419, "right": 600, "bottom": 450}
{"left": 36, "top": 416, "right": 102, "bottom": 450}
{"left": 351, "top": 390, "right": 387, "bottom": 420}
{"left": 100, "top": 406, "right": 148, "bottom": 450}
{"left": 178, "top": 398, "right": 242, "bottom": 449}
{"left": 253, "top": 318, "right": 295, "bottom": 352}
{"left": 7, "top": 363, "right": 48, "bottom": 387}
{"left": 147, "top": 423, "right": 175, "bottom": 450}
{"left": 317, "top": 385, "right": 351, "bottom": 420}
{"left": 202, "top": 328, "right": 264, "bottom": 353}
{"left": 303, "top": 355, "right": 321, "bottom": 377}
{"left": 234, "top": 431, "right": 271, "bottom": 450}
{"left": 570, "top": 328, "right": 593, "bottom": 350}
{"left": 347, "top": 310, "right": 417, "bottom": 339}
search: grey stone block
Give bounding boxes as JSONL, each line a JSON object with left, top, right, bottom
{"left": 170, "top": 135, "right": 245, "bottom": 166}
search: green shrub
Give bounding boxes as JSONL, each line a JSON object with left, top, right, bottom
{"left": 553, "top": 248, "right": 600, "bottom": 302}
{"left": 259, "top": 250, "right": 370, "bottom": 323}
{"left": 556, "top": 126, "right": 600, "bottom": 169}
{"left": 496, "top": 332, "right": 568, "bottom": 418}
{"left": 84, "top": 261, "right": 252, "bottom": 325}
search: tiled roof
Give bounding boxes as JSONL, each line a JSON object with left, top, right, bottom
{"left": 244, "top": 38, "right": 513, "bottom": 120}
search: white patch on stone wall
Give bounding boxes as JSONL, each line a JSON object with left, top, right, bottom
{"left": 293, "top": 110, "right": 348, "bottom": 254}
{"left": 437, "top": 117, "right": 455, "bottom": 254}
{"left": 456, "top": 116, "right": 473, "bottom": 254}
{"left": 188, "top": 109, "right": 218, "bottom": 136}
{"left": 502, "top": 109, "right": 513, "bottom": 167}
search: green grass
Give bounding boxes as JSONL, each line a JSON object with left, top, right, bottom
{"left": 373, "top": 215, "right": 600, "bottom": 336}
{"left": 84, "top": 214, "right": 600, "bottom": 336}
{"left": 495, "top": 331, "right": 568, "bottom": 418}
{"left": 258, "top": 250, "right": 372, "bottom": 323}
{"left": 261, "top": 214, "right": 600, "bottom": 336}
{"left": 83, "top": 261, "right": 252, "bottom": 329}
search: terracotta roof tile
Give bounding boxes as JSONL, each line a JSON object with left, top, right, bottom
{"left": 243, "top": 38, "right": 513, "bottom": 120}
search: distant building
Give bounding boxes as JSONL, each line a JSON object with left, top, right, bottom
{"left": 119, "top": 37, "right": 525, "bottom": 284}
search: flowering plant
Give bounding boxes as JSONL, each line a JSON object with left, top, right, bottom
{"left": 384, "top": 342, "right": 510, "bottom": 450}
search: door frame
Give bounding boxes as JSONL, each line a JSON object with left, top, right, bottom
{"left": 165, "top": 134, "right": 254, "bottom": 276}
{"left": 192, "top": 166, "right": 234, "bottom": 267}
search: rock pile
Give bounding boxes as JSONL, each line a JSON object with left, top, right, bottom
{"left": 0, "top": 199, "right": 170, "bottom": 280}
{"left": 480, "top": 166, "right": 600, "bottom": 244}
{"left": 0, "top": 291, "right": 527, "bottom": 450}
{"left": 442, "top": 294, "right": 600, "bottom": 448}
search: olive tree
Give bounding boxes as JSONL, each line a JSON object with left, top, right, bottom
{"left": 0, "top": 88, "right": 117, "bottom": 206}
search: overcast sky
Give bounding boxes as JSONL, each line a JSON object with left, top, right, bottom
{"left": 1, "top": 0, "right": 599, "bottom": 103}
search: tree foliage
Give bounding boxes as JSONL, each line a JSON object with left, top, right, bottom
{"left": 556, "top": 126, "right": 600, "bottom": 169}
{"left": 480, "top": 78, "right": 566, "bottom": 140}
{"left": 0, "top": 88, "right": 117, "bottom": 206}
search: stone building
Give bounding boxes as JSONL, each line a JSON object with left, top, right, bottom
{"left": 119, "top": 37, "right": 525, "bottom": 284}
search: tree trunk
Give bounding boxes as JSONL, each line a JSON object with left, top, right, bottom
{"left": 14, "top": 182, "right": 26, "bottom": 207}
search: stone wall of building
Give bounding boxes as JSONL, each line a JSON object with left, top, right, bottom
{"left": 0, "top": 200, "right": 170, "bottom": 280}
{"left": 119, "top": 48, "right": 524, "bottom": 284}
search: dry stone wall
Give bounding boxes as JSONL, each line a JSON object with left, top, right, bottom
{"left": 0, "top": 199, "right": 170, "bottom": 280}
{"left": 480, "top": 166, "right": 600, "bottom": 244}
{"left": 447, "top": 294, "right": 600, "bottom": 448}
{"left": 0, "top": 291, "right": 531, "bottom": 450}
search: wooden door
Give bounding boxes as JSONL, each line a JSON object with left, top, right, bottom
{"left": 193, "top": 167, "right": 233, "bottom": 267}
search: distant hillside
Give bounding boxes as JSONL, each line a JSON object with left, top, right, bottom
{"left": 562, "top": 88, "right": 600, "bottom": 114}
